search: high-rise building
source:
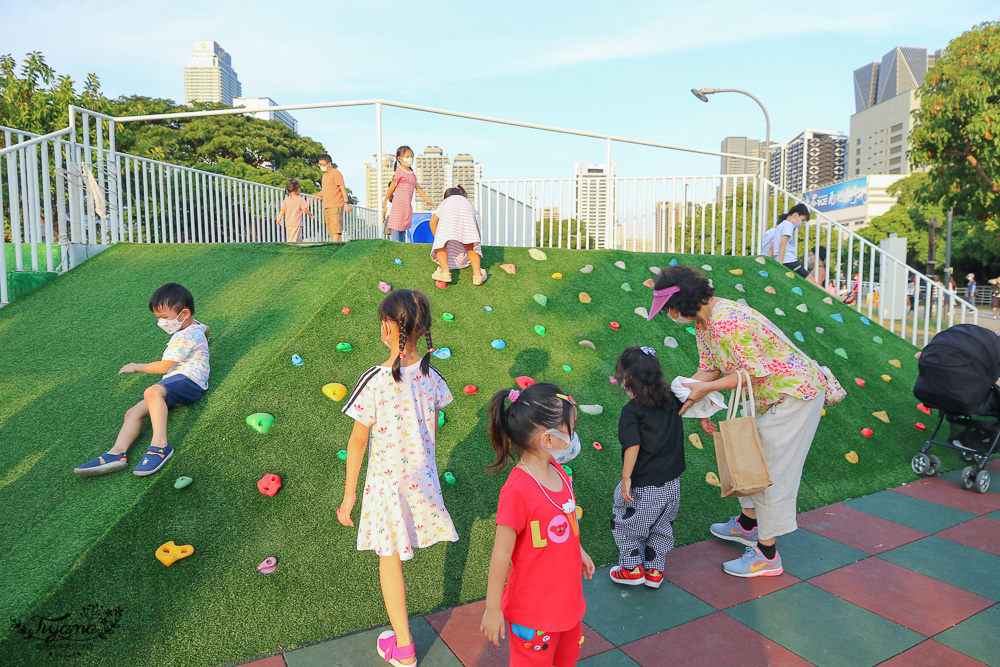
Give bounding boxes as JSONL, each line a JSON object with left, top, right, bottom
{"left": 184, "top": 40, "right": 242, "bottom": 106}
{"left": 849, "top": 46, "right": 943, "bottom": 178}
{"left": 719, "top": 137, "right": 767, "bottom": 197}
{"left": 450, "top": 154, "right": 482, "bottom": 205}
{"left": 415, "top": 147, "right": 450, "bottom": 212}
{"left": 573, "top": 162, "right": 616, "bottom": 249}
{"left": 768, "top": 130, "right": 848, "bottom": 194}
{"left": 364, "top": 153, "right": 396, "bottom": 210}
{"left": 540, "top": 207, "right": 561, "bottom": 220}
{"left": 653, "top": 201, "right": 673, "bottom": 253}
{"left": 233, "top": 97, "right": 297, "bottom": 132}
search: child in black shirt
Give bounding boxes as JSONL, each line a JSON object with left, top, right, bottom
{"left": 610, "top": 345, "right": 685, "bottom": 588}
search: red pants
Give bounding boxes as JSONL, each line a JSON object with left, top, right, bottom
{"left": 508, "top": 620, "right": 583, "bottom": 666}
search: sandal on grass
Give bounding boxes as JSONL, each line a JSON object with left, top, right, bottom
{"left": 133, "top": 443, "right": 174, "bottom": 477}
{"left": 74, "top": 451, "right": 128, "bottom": 477}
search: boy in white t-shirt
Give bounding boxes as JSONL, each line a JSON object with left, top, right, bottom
{"left": 770, "top": 204, "right": 811, "bottom": 277}
{"left": 75, "top": 283, "right": 210, "bottom": 478}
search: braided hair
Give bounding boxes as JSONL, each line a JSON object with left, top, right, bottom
{"left": 377, "top": 288, "right": 433, "bottom": 382}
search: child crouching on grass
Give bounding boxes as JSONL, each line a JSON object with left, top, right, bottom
{"left": 481, "top": 383, "right": 595, "bottom": 667}
{"left": 74, "top": 283, "right": 209, "bottom": 478}
{"left": 609, "top": 346, "right": 685, "bottom": 588}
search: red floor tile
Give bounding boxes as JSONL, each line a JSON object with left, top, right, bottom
{"left": 661, "top": 540, "right": 800, "bottom": 610}
{"left": 621, "top": 611, "right": 811, "bottom": 667}
{"left": 986, "top": 458, "right": 1000, "bottom": 473}
{"left": 892, "top": 477, "right": 1000, "bottom": 515}
{"left": 424, "top": 599, "right": 613, "bottom": 666}
{"left": 937, "top": 515, "right": 1000, "bottom": 557}
{"left": 876, "top": 639, "right": 990, "bottom": 666}
{"left": 809, "top": 558, "right": 993, "bottom": 637}
{"left": 237, "top": 656, "right": 286, "bottom": 667}
{"left": 796, "top": 503, "right": 927, "bottom": 554}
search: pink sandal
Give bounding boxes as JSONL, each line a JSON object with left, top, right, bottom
{"left": 377, "top": 631, "right": 417, "bottom": 666}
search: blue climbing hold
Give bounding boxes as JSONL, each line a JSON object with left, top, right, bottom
{"left": 291, "top": 354, "right": 303, "bottom": 366}
{"left": 491, "top": 339, "right": 506, "bottom": 350}
{"left": 484, "top": 305, "right": 493, "bottom": 312}
{"left": 859, "top": 316, "right": 871, "bottom": 326}
{"left": 759, "top": 270, "right": 769, "bottom": 278}
{"left": 830, "top": 313, "right": 844, "bottom": 323}
{"left": 669, "top": 259, "right": 678, "bottom": 266}
{"left": 432, "top": 348, "right": 452, "bottom": 359}
{"left": 394, "top": 258, "right": 402, "bottom": 265}
{"left": 791, "top": 286, "right": 803, "bottom": 296}
{"left": 793, "top": 331, "right": 805, "bottom": 343}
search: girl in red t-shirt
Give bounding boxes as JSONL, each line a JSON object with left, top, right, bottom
{"left": 480, "top": 382, "right": 596, "bottom": 666}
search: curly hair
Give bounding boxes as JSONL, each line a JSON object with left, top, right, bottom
{"left": 652, "top": 265, "right": 714, "bottom": 319}
{"left": 615, "top": 346, "right": 677, "bottom": 412}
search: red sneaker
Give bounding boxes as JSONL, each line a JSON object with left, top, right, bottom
{"left": 610, "top": 565, "right": 645, "bottom": 586}
{"left": 644, "top": 569, "right": 664, "bottom": 589}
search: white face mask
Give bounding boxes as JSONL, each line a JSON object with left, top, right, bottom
{"left": 380, "top": 321, "right": 392, "bottom": 349}
{"left": 669, "top": 311, "right": 694, "bottom": 325}
{"left": 400, "top": 157, "right": 413, "bottom": 167}
{"left": 320, "top": 165, "right": 329, "bottom": 172}
{"left": 545, "top": 429, "right": 581, "bottom": 464}
{"left": 157, "top": 312, "right": 185, "bottom": 335}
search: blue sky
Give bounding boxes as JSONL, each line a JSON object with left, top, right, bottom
{"left": 3, "top": 1, "right": 994, "bottom": 198}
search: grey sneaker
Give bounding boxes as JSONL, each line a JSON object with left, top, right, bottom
{"left": 710, "top": 515, "right": 759, "bottom": 546}
{"left": 723, "top": 545, "right": 783, "bottom": 578}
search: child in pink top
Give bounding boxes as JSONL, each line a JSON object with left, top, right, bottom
{"left": 382, "top": 146, "right": 434, "bottom": 243}
{"left": 277, "top": 179, "right": 313, "bottom": 242}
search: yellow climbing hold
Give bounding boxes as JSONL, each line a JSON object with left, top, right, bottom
{"left": 322, "top": 383, "right": 348, "bottom": 401}
{"left": 688, "top": 433, "right": 703, "bottom": 449}
{"left": 888, "top": 359, "right": 901, "bottom": 368}
{"left": 552, "top": 272, "right": 563, "bottom": 279}
{"left": 872, "top": 410, "right": 890, "bottom": 424}
{"left": 729, "top": 269, "right": 743, "bottom": 276}
{"left": 785, "top": 272, "right": 795, "bottom": 279}
{"left": 706, "top": 472, "right": 721, "bottom": 487}
{"left": 576, "top": 506, "right": 584, "bottom": 520}
{"left": 821, "top": 409, "right": 827, "bottom": 416}
{"left": 845, "top": 451, "right": 859, "bottom": 464}
{"left": 578, "top": 292, "right": 592, "bottom": 304}
{"left": 881, "top": 374, "right": 892, "bottom": 382}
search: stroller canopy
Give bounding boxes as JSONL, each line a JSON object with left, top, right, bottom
{"left": 913, "top": 324, "right": 1000, "bottom": 416}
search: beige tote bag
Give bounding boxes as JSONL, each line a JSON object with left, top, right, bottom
{"left": 713, "top": 369, "right": 772, "bottom": 497}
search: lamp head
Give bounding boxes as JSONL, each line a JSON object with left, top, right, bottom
{"left": 691, "top": 88, "right": 715, "bottom": 102}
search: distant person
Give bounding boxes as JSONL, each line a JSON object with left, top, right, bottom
{"left": 75, "top": 284, "right": 209, "bottom": 478}
{"left": 317, "top": 154, "right": 351, "bottom": 242}
{"left": 804, "top": 246, "right": 828, "bottom": 288}
{"left": 276, "top": 179, "right": 313, "bottom": 243}
{"left": 429, "top": 185, "right": 487, "bottom": 286}
{"left": 906, "top": 276, "right": 916, "bottom": 312}
{"left": 966, "top": 273, "right": 977, "bottom": 301}
{"left": 990, "top": 278, "right": 999, "bottom": 319}
{"left": 383, "top": 145, "right": 434, "bottom": 243}
{"left": 770, "top": 204, "right": 811, "bottom": 277}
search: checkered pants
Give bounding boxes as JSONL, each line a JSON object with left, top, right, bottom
{"left": 611, "top": 478, "right": 681, "bottom": 571}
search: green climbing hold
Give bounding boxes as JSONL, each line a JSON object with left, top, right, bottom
{"left": 834, "top": 348, "right": 848, "bottom": 359}
{"left": 247, "top": 413, "right": 275, "bottom": 434}
{"left": 535, "top": 325, "right": 546, "bottom": 335}
{"left": 621, "top": 283, "right": 632, "bottom": 292}
{"left": 562, "top": 365, "right": 572, "bottom": 372}
{"left": 533, "top": 294, "right": 548, "bottom": 307}
{"left": 438, "top": 411, "right": 446, "bottom": 428}
{"left": 174, "top": 476, "right": 193, "bottom": 489}
{"left": 444, "top": 472, "right": 456, "bottom": 484}
{"left": 337, "top": 450, "right": 347, "bottom": 461}
{"left": 336, "top": 342, "right": 352, "bottom": 352}
{"left": 686, "top": 327, "right": 696, "bottom": 335}
{"left": 442, "top": 313, "right": 455, "bottom": 322}
{"left": 873, "top": 336, "right": 883, "bottom": 344}
{"left": 562, "top": 465, "right": 573, "bottom": 476}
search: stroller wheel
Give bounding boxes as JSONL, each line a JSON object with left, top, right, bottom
{"left": 926, "top": 455, "right": 942, "bottom": 476}
{"left": 961, "top": 466, "right": 976, "bottom": 490}
{"left": 910, "top": 453, "right": 930, "bottom": 475}
{"left": 975, "top": 470, "right": 991, "bottom": 494}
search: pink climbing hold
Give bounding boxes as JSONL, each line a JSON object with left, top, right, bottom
{"left": 378, "top": 281, "right": 391, "bottom": 293}
{"left": 764, "top": 286, "right": 777, "bottom": 295}
{"left": 593, "top": 441, "right": 603, "bottom": 451}
{"left": 257, "top": 474, "right": 282, "bottom": 497}
{"left": 609, "top": 376, "right": 618, "bottom": 385}
{"left": 258, "top": 557, "right": 277, "bottom": 574}
{"left": 341, "top": 307, "right": 350, "bottom": 315}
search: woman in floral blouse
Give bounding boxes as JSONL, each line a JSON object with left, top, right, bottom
{"left": 647, "top": 265, "right": 827, "bottom": 578}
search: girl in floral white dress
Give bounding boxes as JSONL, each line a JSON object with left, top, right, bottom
{"left": 338, "top": 288, "right": 457, "bottom": 666}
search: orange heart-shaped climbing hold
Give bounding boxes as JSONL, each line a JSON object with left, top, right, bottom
{"left": 500, "top": 264, "right": 516, "bottom": 275}
{"left": 845, "top": 451, "right": 859, "bottom": 464}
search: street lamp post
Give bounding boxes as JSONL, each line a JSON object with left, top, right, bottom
{"left": 692, "top": 88, "right": 772, "bottom": 248}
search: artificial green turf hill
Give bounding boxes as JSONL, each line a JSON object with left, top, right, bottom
{"left": 0, "top": 240, "right": 950, "bottom": 666}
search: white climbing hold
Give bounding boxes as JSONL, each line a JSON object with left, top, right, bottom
{"left": 774, "top": 308, "right": 785, "bottom": 316}
{"left": 634, "top": 307, "right": 649, "bottom": 319}
{"left": 823, "top": 297, "right": 833, "bottom": 305}
{"left": 755, "top": 257, "right": 767, "bottom": 265}
{"left": 580, "top": 264, "right": 594, "bottom": 274}
{"left": 663, "top": 336, "right": 678, "bottom": 348}
{"left": 737, "top": 298, "right": 749, "bottom": 306}
{"left": 735, "top": 284, "right": 745, "bottom": 292}
{"left": 649, "top": 266, "right": 661, "bottom": 275}
{"left": 579, "top": 404, "right": 604, "bottom": 415}
{"left": 815, "top": 327, "right": 824, "bottom": 334}
{"left": 796, "top": 303, "right": 808, "bottom": 313}
{"left": 579, "top": 340, "right": 595, "bottom": 349}
{"left": 528, "top": 248, "right": 547, "bottom": 260}
{"left": 701, "top": 264, "right": 713, "bottom": 271}
{"left": 615, "top": 260, "right": 627, "bottom": 270}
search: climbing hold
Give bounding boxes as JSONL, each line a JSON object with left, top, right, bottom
{"left": 533, "top": 294, "right": 548, "bottom": 307}
{"left": 462, "top": 385, "right": 478, "bottom": 395}
{"left": 435, "top": 280, "right": 448, "bottom": 289}
{"left": 830, "top": 313, "right": 844, "bottom": 323}
{"left": 873, "top": 336, "right": 883, "bottom": 344}
{"left": 438, "top": 411, "right": 446, "bottom": 428}
{"left": 579, "top": 292, "right": 592, "bottom": 303}
{"left": 579, "top": 340, "right": 595, "bottom": 349}
{"left": 291, "top": 354, "right": 303, "bottom": 366}
{"left": 785, "top": 272, "right": 795, "bottom": 279}
{"left": 755, "top": 257, "right": 767, "bottom": 265}
{"left": 729, "top": 269, "right": 743, "bottom": 276}
{"left": 845, "top": 451, "right": 859, "bottom": 464}
{"left": 394, "top": 258, "right": 402, "bottom": 265}
{"left": 815, "top": 327, "right": 824, "bottom": 334}
{"left": 593, "top": 441, "right": 603, "bottom": 450}
{"left": 873, "top": 410, "right": 890, "bottom": 423}
{"left": 580, "top": 264, "right": 594, "bottom": 274}
{"left": 650, "top": 266, "right": 661, "bottom": 275}
{"left": 156, "top": 541, "right": 194, "bottom": 567}
{"left": 861, "top": 428, "right": 873, "bottom": 437}
{"left": 258, "top": 557, "right": 277, "bottom": 574}
{"left": 634, "top": 307, "right": 649, "bottom": 319}
{"left": 337, "top": 450, "right": 347, "bottom": 461}
{"left": 442, "top": 312, "right": 455, "bottom": 322}
{"left": 621, "top": 283, "right": 632, "bottom": 292}
{"left": 561, "top": 464, "right": 573, "bottom": 477}
{"left": 821, "top": 409, "right": 826, "bottom": 416}
{"left": 500, "top": 264, "right": 516, "bottom": 274}
{"left": 378, "top": 281, "right": 391, "bottom": 293}
{"left": 888, "top": 359, "right": 901, "bottom": 368}
{"left": 432, "top": 348, "right": 451, "bottom": 359}
{"left": 610, "top": 322, "right": 620, "bottom": 330}
{"left": 855, "top": 378, "right": 866, "bottom": 387}
{"left": 341, "top": 307, "right": 351, "bottom": 315}
{"left": 257, "top": 474, "right": 282, "bottom": 496}
{"left": 791, "top": 286, "right": 803, "bottom": 296}
{"left": 174, "top": 476, "right": 193, "bottom": 489}
{"left": 686, "top": 327, "right": 696, "bottom": 335}
{"left": 516, "top": 376, "right": 535, "bottom": 389}
{"left": 796, "top": 303, "right": 808, "bottom": 313}
{"left": 562, "top": 365, "right": 572, "bottom": 372}
{"left": 689, "top": 433, "right": 703, "bottom": 449}
{"left": 534, "top": 325, "right": 546, "bottom": 335}
{"left": 669, "top": 259, "right": 678, "bottom": 266}
{"left": 734, "top": 283, "right": 745, "bottom": 293}
{"left": 643, "top": 279, "right": 655, "bottom": 288}
{"left": 794, "top": 331, "right": 805, "bottom": 342}
{"left": 701, "top": 264, "right": 712, "bottom": 271}
{"left": 322, "top": 383, "right": 348, "bottom": 401}
{"left": 491, "top": 339, "right": 506, "bottom": 350}
{"left": 615, "top": 261, "right": 627, "bottom": 270}
{"left": 823, "top": 297, "right": 833, "bottom": 305}
{"left": 917, "top": 403, "right": 932, "bottom": 415}
{"left": 737, "top": 298, "right": 749, "bottom": 306}
{"left": 881, "top": 374, "right": 892, "bottom": 382}
{"left": 444, "top": 471, "right": 456, "bottom": 484}
{"left": 764, "top": 286, "right": 776, "bottom": 294}
{"left": 663, "top": 336, "right": 678, "bottom": 348}
{"left": 775, "top": 308, "right": 786, "bottom": 316}
{"left": 247, "top": 413, "right": 275, "bottom": 434}
{"left": 706, "top": 472, "right": 721, "bottom": 487}
{"left": 834, "top": 348, "right": 848, "bottom": 359}
{"left": 529, "top": 248, "right": 547, "bottom": 261}
{"left": 336, "top": 342, "right": 352, "bottom": 352}
{"left": 579, "top": 404, "right": 603, "bottom": 415}
{"left": 484, "top": 305, "right": 493, "bottom": 312}
{"left": 609, "top": 375, "right": 618, "bottom": 384}
{"left": 759, "top": 270, "right": 769, "bottom": 278}
{"left": 552, "top": 273, "right": 563, "bottom": 279}
{"left": 915, "top": 422, "right": 926, "bottom": 430}
{"left": 860, "top": 316, "right": 871, "bottom": 326}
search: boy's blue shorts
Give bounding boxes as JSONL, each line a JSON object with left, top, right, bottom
{"left": 155, "top": 375, "right": 205, "bottom": 408}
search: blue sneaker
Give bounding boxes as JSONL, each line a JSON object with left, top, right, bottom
{"left": 133, "top": 443, "right": 173, "bottom": 477}
{"left": 723, "top": 545, "right": 783, "bottom": 578}
{"left": 74, "top": 451, "right": 128, "bottom": 477}
{"left": 710, "top": 515, "right": 758, "bottom": 546}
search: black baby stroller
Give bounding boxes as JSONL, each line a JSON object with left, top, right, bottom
{"left": 912, "top": 323, "right": 1000, "bottom": 493}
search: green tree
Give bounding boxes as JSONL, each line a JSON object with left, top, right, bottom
{"left": 909, "top": 21, "right": 999, "bottom": 229}
{"left": 857, "top": 174, "right": 935, "bottom": 265}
